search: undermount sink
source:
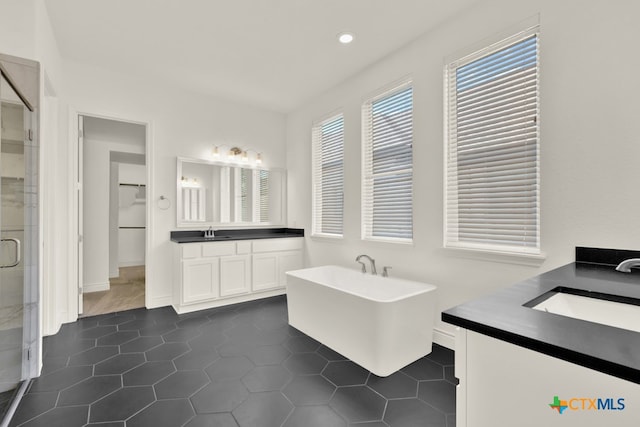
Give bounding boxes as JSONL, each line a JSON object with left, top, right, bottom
{"left": 530, "top": 289, "right": 640, "bottom": 334}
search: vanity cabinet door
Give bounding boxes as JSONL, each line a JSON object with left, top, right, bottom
{"left": 278, "top": 250, "right": 302, "bottom": 285}
{"left": 252, "top": 253, "right": 279, "bottom": 291}
{"left": 252, "top": 250, "right": 303, "bottom": 291}
{"left": 220, "top": 255, "right": 250, "bottom": 297}
{"left": 182, "top": 258, "right": 220, "bottom": 304}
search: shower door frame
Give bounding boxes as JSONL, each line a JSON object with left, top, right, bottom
{"left": 0, "top": 53, "right": 40, "bottom": 396}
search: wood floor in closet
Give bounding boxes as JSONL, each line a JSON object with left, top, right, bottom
{"left": 82, "top": 266, "right": 145, "bottom": 317}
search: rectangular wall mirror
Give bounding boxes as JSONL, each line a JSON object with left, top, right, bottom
{"left": 176, "top": 157, "right": 286, "bottom": 227}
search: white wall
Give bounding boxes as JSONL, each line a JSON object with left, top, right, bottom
{"left": 285, "top": 0, "right": 640, "bottom": 347}
{"left": 120, "top": 162, "right": 146, "bottom": 183}
{"left": 65, "top": 60, "right": 287, "bottom": 310}
{"left": 0, "top": 0, "right": 37, "bottom": 61}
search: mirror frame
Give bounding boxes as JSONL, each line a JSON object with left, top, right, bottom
{"left": 176, "top": 157, "right": 287, "bottom": 228}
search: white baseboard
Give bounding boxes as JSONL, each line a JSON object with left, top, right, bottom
{"left": 83, "top": 282, "right": 110, "bottom": 293}
{"left": 42, "top": 311, "right": 67, "bottom": 337}
{"left": 433, "top": 326, "right": 456, "bottom": 350}
{"left": 148, "top": 295, "right": 172, "bottom": 309}
{"left": 172, "top": 289, "right": 286, "bottom": 315}
{"left": 118, "top": 261, "right": 145, "bottom": 268}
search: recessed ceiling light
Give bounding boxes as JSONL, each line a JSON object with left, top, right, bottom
{"left": 338, "top": 32, "right": 354, "bottom": 44}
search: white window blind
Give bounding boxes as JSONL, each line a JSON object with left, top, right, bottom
{"left": 445, "top": 28, "right": 540, "bottom": 254}
{"left": 258, "top": 169, "right": 269, "bottom": 222}
{"left": 312, "top": 114, "right": 344, "bottom": 237}
{"left": 362, "top": 81, "right": 413, "bottom": 243}
{"left": 239, "top": 168, "right": 252, "bottom": 222}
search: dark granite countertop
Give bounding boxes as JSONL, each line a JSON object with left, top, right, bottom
{"left": 170, "top": 227, "right": 304, "bottom": 243}
{"left": 442, "top": 251, "right": 640, "bottom": 384}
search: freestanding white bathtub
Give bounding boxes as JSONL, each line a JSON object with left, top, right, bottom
{"left": 286, "top": 265, "right": 437, "bottom": 377}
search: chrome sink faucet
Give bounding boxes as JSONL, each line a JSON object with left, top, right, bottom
{"left": 204, "top": 226, "right": 215, "bottom": 239}
{"left": 356, "top": 254, "right": 377, "bottom": 275}
{"left": 615, "top": 258, "right": 640, "bottom": 273}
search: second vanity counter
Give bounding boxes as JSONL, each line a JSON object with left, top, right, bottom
{"left": 442, "top": 248, "right": 640, "bottom": 427}
{"left": 442, "top": 248, "right": 640, "bottom": 384}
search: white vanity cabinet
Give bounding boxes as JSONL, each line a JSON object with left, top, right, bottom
{"left": 177, "top": 241, "right": 235, "bottom": 305}
{"left": 173, "top": 237, "right": 302, "bottom": 314}
{"left": 181, "top": 258, "right": 220, "bottom": 303}
{"left": 220, "top": 241, "right": 251, "bottom": 297}
{"left": 251, "top": 238, "right": 303, "bottom": 291}
{"left": 455, "top": 329, "right": 640, "bottom": 427}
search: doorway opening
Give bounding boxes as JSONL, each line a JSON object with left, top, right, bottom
{"left": 79, "top": 116, "right": 147, "bottom": 317}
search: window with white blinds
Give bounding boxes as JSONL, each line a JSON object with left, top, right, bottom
{"left": 258, "top": 169, "right": 269, "bottom": 222}
{"left": 312, "top": 114, "right": 344, "bottom": 237}
{"left": 240, "top": 168, "right": 252, "bottom": 222}
{"left": 362, "top": 81, "right": 413, "bottom": 243}
{"left": 445, "top": 27, "right": 540, "bottom": 254}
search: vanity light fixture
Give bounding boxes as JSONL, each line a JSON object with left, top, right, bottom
{"left": 211, "top": 145, "right": 264, "bottom": 165}
{"left": 229, "top": 146, "right": 243, "bottom": 158}
{"left": 181, "top": 176, "right": 201, "bottom": 188}
{"left": 338, "top": 32, "right": 354, "bottom": 44}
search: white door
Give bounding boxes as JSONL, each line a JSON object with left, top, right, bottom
{"left": 77, "top": 115, "right": 84, "bottom": 314}
{"left": 0, "top": 72, "right": 36, "bottom": 393}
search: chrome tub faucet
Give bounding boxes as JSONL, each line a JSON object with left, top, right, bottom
{"left": 356, "top": 254, "right": 377, "bottom": 275}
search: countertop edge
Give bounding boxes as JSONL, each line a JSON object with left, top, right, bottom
{"left": 441, "top": 311, "right": 640, "bottom": 385}
{"left": 170, "top": 234, "right": 304, "bottom": 243}
{"left": 441, "top": 261, "right": 640, "bottom": 385}
{"left": 170, "top": 228, "right": 304, "bottom": 243}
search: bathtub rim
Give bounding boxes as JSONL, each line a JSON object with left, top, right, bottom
{"left": 285, "top": 264, "right": 437, "bottom": 304}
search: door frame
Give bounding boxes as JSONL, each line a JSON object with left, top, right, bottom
{"left": 69, "top": 109, "right": 153, "bottom": 318}
{"left": 0, "top": 54, "right": 40, "bottom": 401}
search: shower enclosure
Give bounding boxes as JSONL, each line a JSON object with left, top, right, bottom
{"left": 0, "top": 55, "right": 39, "bottom": 424}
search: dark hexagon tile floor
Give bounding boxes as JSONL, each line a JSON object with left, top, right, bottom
{"left": 8, "top": 295, "right": 456, "bottom": 427}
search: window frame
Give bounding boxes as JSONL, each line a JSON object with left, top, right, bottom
{"left": 361, "top": 79, "right": 414, "bottom": 244}
{"left": 444, "top": 25, "right": 541, "bottom": 256}
{"left": 311, "top": 112, "right": 345, "bottom": 238}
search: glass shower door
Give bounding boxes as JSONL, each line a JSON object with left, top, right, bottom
{"left": 0, "top": 75, "right": 28, "bottom": 401}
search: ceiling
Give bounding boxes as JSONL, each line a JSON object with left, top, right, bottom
{"left": 45, "top": 0, "right": 479, "bottom": 113}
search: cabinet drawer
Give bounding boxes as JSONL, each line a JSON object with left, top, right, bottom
{"left": 181, "top": 244, "right": 201, "bottom": 259}
{"left": 202, "top": 242, "right": 236, "bottom": 257}
{"left": 236, "top": 241, "right": 251, "bottom": 255}
{"left": 252, "top": 238, "right": 303, "bottom": 253}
